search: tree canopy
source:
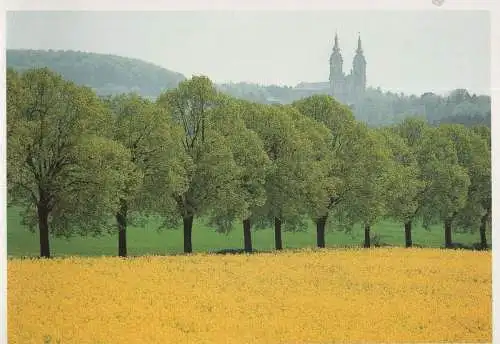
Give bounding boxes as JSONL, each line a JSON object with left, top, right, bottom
{"left": 7, "top": 68, "right": 134, "bottom": 257}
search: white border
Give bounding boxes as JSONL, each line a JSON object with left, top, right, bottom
{"left": 0, "top": 1, "right": 6, "bottom": 343}
{"left": 3, "top": 0, "right": 498, "bottom": 11}
{"left": 490, "top": 5, "right": 499, "bottom": 344}
{"left": 2, "top": 2, "right": 498, "bottom": 344}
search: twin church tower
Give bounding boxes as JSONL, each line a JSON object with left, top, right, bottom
{"left": 329, "top": 33, "right": 367, "bottom": 105}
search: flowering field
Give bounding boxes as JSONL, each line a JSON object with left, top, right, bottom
{"left": 8, "top": 248, "right": 491, "bottom": 344}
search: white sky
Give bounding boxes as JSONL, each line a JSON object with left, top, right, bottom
{"left": 6, "top": 10, "right": 491, "bottom": 95}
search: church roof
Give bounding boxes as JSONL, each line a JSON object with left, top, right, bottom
{"left": 295, "top": 81, "right": 330, "bottom": 90}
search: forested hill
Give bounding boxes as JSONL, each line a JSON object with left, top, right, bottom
{"left": 6, "top": 49, "right": 186, "bottom": 98}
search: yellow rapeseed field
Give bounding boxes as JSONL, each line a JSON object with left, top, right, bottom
{"left": 8, "top": 248, "right": 491, "bottom": 344}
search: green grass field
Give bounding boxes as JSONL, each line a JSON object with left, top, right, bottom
{"left": 7, "top": 207, "right": 490, "bottom": 257}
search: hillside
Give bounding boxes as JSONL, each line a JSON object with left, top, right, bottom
{"left": 6, "top": 49, "right": 186, "bottom": 98}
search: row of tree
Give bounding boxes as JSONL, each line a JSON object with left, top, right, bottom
{"left": 7, "top": 68, "right": 491, "bottom": 258}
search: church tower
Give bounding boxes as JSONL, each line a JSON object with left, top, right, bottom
{"left": 351, "top": 33, "right": 367, "bottom": 102}
{"left": 329, "top": 33, "right": 346, "bottom": 102}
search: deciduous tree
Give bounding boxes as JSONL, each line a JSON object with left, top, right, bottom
{"left": 241, "top": 103, "right": 318, "bottom": 250}
{"left": 203, "top": 96, "right": 271, "bottom": 253}
{"left": 157, "top": 76, "right": 240, "bottom": 253}
{"left": 341, "top": 125, "right": 392, "bottom": 248}
{"left": 389, "top": 118, "right": 432, "bottom": 247}
{"left": 293, "top": 95, "right": 359, "bottom": 248}
{"left": 439, "top": 124, "right": 491, "bottom": 249}
{"left": 381, "top": 125, "right": 425, "bottom": 247}
{"left": 104, "top": 93, "right": 189, "bottom": 257}
{"left": 7, "top": 68, "right": 132, "bottom": 258}
{"left": 418, "top": 127, "right": 470, "bottom": 248}
{"left": 470, "top": 125, "right": 491, "bottom": 249}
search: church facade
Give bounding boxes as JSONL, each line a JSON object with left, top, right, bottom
{"left": 292, "top": 33, "right": 367, "bottom": 107}
{"left": 329, "top": 33, "right": 367, "bottom": 105}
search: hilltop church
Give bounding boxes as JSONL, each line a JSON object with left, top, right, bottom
{"left": 329, "top": 33, "right": 367, "bottom": 105}
{"left": 293, "top": 33, "right": 367, "bottom": 107}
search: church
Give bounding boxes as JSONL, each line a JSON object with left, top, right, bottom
{"left": 329, "top": 33, "right": 367, "bottom": 105}
{"left": 293, "top": 33, "right": 367, "bottom": 107}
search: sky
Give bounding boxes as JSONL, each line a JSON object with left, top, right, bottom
{"left": 6, "top": 10, "right": 491, "bottom": 96}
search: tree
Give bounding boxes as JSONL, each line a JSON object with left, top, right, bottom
{"left": 285, "top": 103, "right": 332, "bottom": 248}
{"left": 104, "top": 94, "right": 189, "bottom": 257}
{"left": 440, "top": 124, "right": 491, "bottom": 249}
{"left": 470, "top": 126, "right": 491, "bottom": 249}
{"left": 448, "top": 88, "right": 472, "bottom": 105}
{"left": 6, "top": 69, "right": 23, "bottom": 137}
{"left": 7, "top": 68, "right": 132, "bottom": 258}
{"left": 418, "top": 126, "right": 470, "bottom": 248}
{"left": 386, "top": 117, "right": 437, "bottom": 247}
{"left": 342, "top": 125, "right": 392, "bottom": 248}
{"left": 204, "top": 96, "right": 271, "bottom": 253}
{"left": 379, "top": 126, "right": 424, "bottom": 247}
{"left": 420, "top": 92, "right": 442, "bottom": 122}
{"left": 240, "top": 103, "right": 318, "bottom": 250}
{"left": 292, "top": 95, "right": 360, "bottom": 248}
{"left": 157, "top": 76, "right": 240, "bottom": 253}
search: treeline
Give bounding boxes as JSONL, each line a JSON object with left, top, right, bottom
{"left": 355, "top": 87, "right": 491, "bottom": 127}
{"left": 7, "top": 68, "right": 491, "bottom": 258}
{"left": 218, "top": 83, "right": 491, "bottom": 128}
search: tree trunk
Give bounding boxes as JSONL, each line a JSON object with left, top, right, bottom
{"left": 116, "top": 199, "right": 128, "bottom": 257}
{"left": 444, "top": 218, "right": 453, "bottom": 248}
{"left": 404, "top": 221, "right": 413, "bottom": 248}
{"left": 274, "top": 217, "right": 283, "bottom": 250}
{"left": 183, "top": 215, "right": 194, "bottom": 253}
{"left": 364, "top": 223, "right": 371, "bottom": 248}
{"left": 316, "top": 215, "right": 327, "bottom": 248}
{"left": 243, "top": 218, "right": 252, "bottom": 253}
{"left": 37, "top": 202, "right": 51, "bottom": 258}
{"left": 480, "top": 213, "right": 488, "bottom": 250}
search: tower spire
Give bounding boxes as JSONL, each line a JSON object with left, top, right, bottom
{"left": 334, "top": 31, "right": 339, "bottom": 50}
{"left": 351, "top": 31, "right": 367, "bottom": 102}
{"left": 330, "top": 31, "right": 344, "bottom": 101}
{"left": 356, "top": 32, "right": 363, "bottom": 54}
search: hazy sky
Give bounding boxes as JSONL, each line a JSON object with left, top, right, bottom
{"left": 6, "top": 11, "right": 490, "bottom": 95}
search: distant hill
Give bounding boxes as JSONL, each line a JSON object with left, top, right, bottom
{"left": 6, "top": 49, "right": 186, "bottom": 98}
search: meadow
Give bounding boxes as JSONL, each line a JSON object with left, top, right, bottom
{"left": 7, "top": 207, "right": 489, "bottom": 257}
{"left": 8, "top": 248, "right": 491, "bottom": 343}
